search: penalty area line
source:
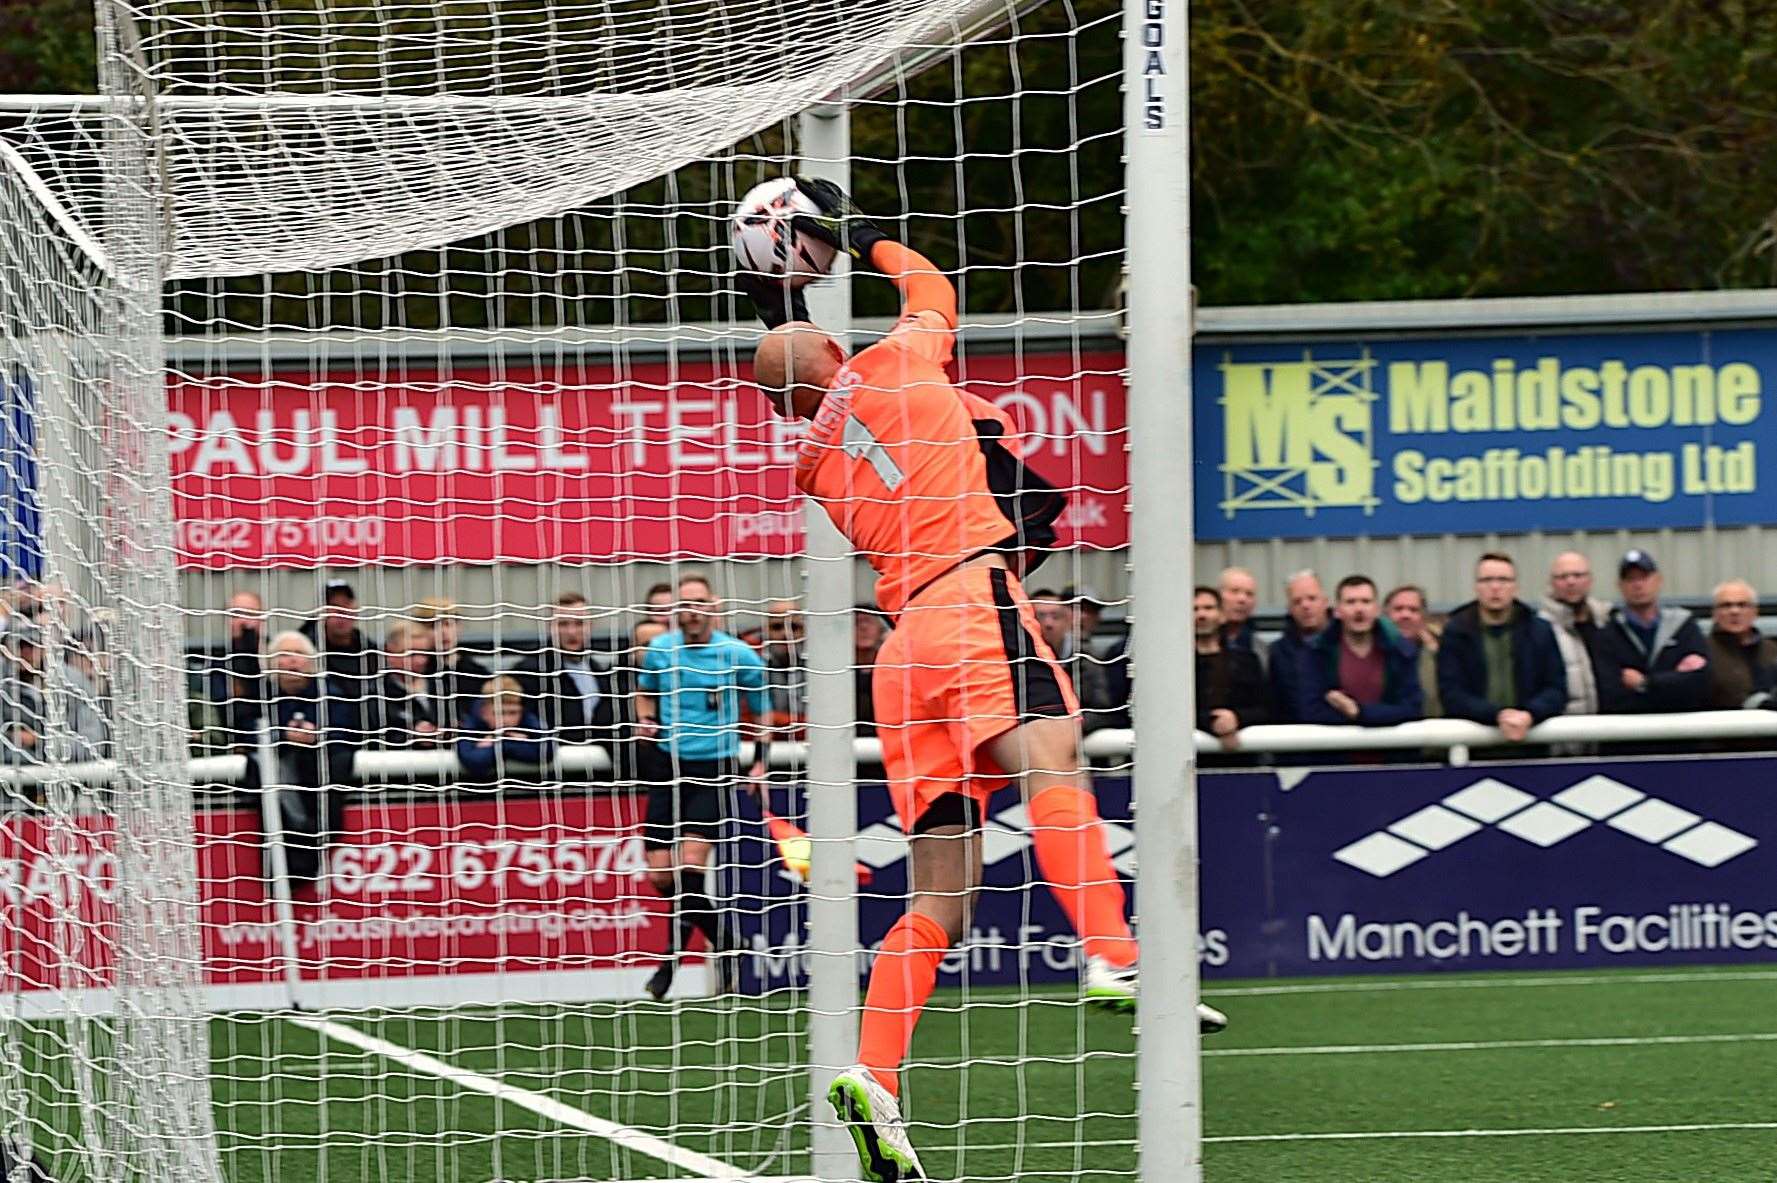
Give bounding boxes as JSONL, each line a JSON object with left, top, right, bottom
{"left": 291, "top": 1015, "right": 759, "bottom": 1181}
{"left": 1209, "top": 1121, "right": 1777, "bottom": 1144}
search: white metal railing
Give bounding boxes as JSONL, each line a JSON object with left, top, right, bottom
{"left": 5, "top": 710, "right": 1776, "bottom": 791}
{"left": 1146, "top": 710, "right": 1777, "bottom": 763}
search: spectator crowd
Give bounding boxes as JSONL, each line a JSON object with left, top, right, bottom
{"left": 4, "top": 548, "right": 1770, "bottom": 791}
{"left": 1171, "top": 549, "right": 1773, "bottom": 757}
{"left": 168, "top": 575, "right": 1118, "bottom": 787}
{"left": 0, "top": 551, "right": 1767, "bottom": 907}
{"left": 177, "top": 576, "right": 879, "bottom": 783}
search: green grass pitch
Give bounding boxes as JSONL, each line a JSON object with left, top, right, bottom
{"left": 16, "top": 966, "right": 1777, "bottom": 1181}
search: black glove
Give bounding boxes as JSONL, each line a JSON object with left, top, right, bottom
{"left": 735, "top": 269, "right": 810, "bottom": 330}
{"left": 792, "top": 176, "right": 891, "bottom": 268}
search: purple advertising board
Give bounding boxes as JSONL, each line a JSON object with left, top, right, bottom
{"left": 730, "top": 755, "right": 1777, "bottom": 990}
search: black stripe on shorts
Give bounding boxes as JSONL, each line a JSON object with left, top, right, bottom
{"left": 989, "top": 567, "right": 1071, "bottom": 721}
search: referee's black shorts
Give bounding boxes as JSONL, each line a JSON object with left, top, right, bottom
{"left": 641, "top": 756, "right": 740, "bottom": 851}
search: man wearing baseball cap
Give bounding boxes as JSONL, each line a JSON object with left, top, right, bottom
{"left": 1591, "top": 549, "right": 1709, "bottom": 716}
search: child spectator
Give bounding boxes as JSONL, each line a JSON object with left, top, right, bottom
{"left": 456, "top": 675, "right": 554, "bottom": 785}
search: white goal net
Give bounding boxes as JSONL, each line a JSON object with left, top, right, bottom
{"left": 0, "top": 0, "right": 1150, "bottom": 1176}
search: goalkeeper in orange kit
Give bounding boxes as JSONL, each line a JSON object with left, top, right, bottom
{"left": 739, "top": 178, "right": 1226, "bottom": 1183}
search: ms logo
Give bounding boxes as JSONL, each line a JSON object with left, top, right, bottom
{"left": 1219, "top": 350, "right": 1380, "bottom": 518}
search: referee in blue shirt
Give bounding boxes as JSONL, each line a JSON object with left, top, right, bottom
{"left": 635, "top": 573, "right": 769, "bottom": 999}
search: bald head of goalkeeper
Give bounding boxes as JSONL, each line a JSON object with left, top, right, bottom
{"left": 753, "top": 323, "right": 846, "bottom": 419}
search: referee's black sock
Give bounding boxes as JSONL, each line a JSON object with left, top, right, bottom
{"left": 675, "top": 868, "right": 724, "bottom": 952}
{"left": 650, "top": 870, "right": 683, "bottom": 958}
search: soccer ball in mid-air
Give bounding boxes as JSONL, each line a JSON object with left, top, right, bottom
{"left": 731, "top": 178, "right": 837, "bottom": 288}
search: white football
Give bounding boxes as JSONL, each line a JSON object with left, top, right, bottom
{"left": 731, "top": 178, "right": 837, "bottom": 288}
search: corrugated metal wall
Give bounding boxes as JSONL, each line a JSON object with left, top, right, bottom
{"left": 177, "top": 525, "right": 1772, "bottom": 651}
{"left": 1198, "top": 525, "right": 1773, "bottom": 614}
{"left": 177, "top": 549, "right": 1136, "bottom": 650}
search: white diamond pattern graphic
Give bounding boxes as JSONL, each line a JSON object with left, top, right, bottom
{"left": 865, "top": 776, "right": 1758, "bottom": 884}
{"left": 1334, "top": 772, "right": 1759, "bottom": 879}
{"left": 981, "top": 824, "right": 1033, "bottom": 869}
{"left": 1552, "top": 775, "right": 1646, "bottom": 820}
{"left": 1388, "top": 805, "right": 1481, "bottom": 851}
{"left": 855, "top": 823, "right": 910, "bottom": 870}
{"left": 1333, "top": 832, "right": 1430, "bottom": 878}
{"left": 1662, "top": 822, "right": 1758, "bottom": 868}
{"left": 859, "top": 807, "right": 1147, "bottom": 876}
{"left": 1442, "top": 779, "right": 1535, "bottom": 823}
{"left": 1497, "top": 802, "right": 1592, "bottom": 847}
{"left": 996, "top": 804, "right": 1030, "bottom": 831}
{"left": 1609, "top": 798, "right": 1701, "bottom": 844}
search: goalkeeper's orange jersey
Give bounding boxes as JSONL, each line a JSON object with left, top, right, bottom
{"left": 792, "top": 241, "right": 1024, "bottom": 617}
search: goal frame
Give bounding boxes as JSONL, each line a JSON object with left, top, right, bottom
{"left": 2, "top": 0, "right": 1201, "bottom": 1172}
{"left": 1123, "top": 0, "right": 1203, "bottom": 1178}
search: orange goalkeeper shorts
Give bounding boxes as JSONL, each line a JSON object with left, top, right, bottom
{"left": 872, "top": 563, "right": 1080, "bottom": 832}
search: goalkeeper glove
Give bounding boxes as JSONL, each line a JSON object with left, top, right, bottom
{"left": 735, "top": 269, "right": 810, "bottom": 330}
{"left": 791, "top": 177, "right": 891, "bottom": 268}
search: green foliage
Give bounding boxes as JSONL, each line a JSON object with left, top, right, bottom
{"left": 19, "top": 0, "right": 1777, "bottom": 324}
{"left": 1191, "top": 0, "right": 1777, "bottom": 301}
{"left": 0, "top": 0, "right": 96, "bottom": 93}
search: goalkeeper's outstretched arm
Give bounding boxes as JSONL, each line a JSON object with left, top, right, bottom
{"left": 791, "top": 178, "right": 959, "bottom": 363}
{"left": 862, "top": 237, "right": 957, "bottom": 366}
{"left": 792, "top": 177, "right": 958, "bottom": 332}
{"left": 866, "top": 237, "right": 959, "bottom": 336}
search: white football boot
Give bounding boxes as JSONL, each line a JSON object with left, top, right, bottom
{"left": 1084, "top": 954, "right": 1229, "bottom": 1033}
{"left": 1084, "top": 953, "right": 1139, "bottom": 1012}
{"left": 827, "top": 1066, "right": 927, "bottom": 1182}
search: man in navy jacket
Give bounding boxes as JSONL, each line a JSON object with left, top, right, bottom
{"left": 1591, "top": 549, "right": 1710, "bottom": 714}
{"left": 1298, "top": 575, "right": 1423, "bottom": 726}
{"left": 1437, "top": 553, "right": 1568, "bottom": 743}
{"left": 1269, "top": 571, "right": 1331, "bottom": 723}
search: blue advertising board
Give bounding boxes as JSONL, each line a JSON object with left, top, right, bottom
{"left": 0, "top": 366, "right": 43, "bottom": 580}
{"left": 733, "top": 756, "right": 1777, "bottom": 989}
{"left": 1196, "top": 327, "right": 1777, "bottom": 538}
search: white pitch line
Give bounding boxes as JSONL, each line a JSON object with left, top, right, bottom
{"left": 1206, "top": 1031, "right": 1777, "bottom": 1058}
{"left": 1208, "top": 1121, "right": 1777, "bottom": 1144}
{"left": 291, "top": 1015, "right": 757, "bottom": 1181}
{"left": 1212, "top": 968, "right": 1777, "bottom": 998}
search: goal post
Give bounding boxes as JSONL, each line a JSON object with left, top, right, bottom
{"left": 0, "top": 22, "right": 224, "bottom": 1183}
{"left": 794, "top": 102, "right": 864, "bottom": 1182}
{"left": 1124, "top": 0, "right": 1204, "bottom": 1177}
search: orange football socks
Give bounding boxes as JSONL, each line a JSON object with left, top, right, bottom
{"left": 857, "top": 910, "right": 951, "bottom": 1097}
{"left": 1027, "top": 784, "right": 1137, "bottom": 968}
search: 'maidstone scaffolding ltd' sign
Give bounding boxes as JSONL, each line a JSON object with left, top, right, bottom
{"left": 1199, "top": 328, "right": 1776, "bottom": 538}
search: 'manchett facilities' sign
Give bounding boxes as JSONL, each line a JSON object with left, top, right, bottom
{"left": 733, "top": 756, "right": 1777, "bottom": 985}
{"left": 1197, "top": 328, "right": 1775, "bottom": 538}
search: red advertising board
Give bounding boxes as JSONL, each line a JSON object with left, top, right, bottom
{"left": 167, "top": 351, "right": 1128, "bottom": 568}
{"left": 2, "top": 794, "right": 672, "bottom": 1004}
{"left": 0, "top": 813, "right": 118, "bottom": 997}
